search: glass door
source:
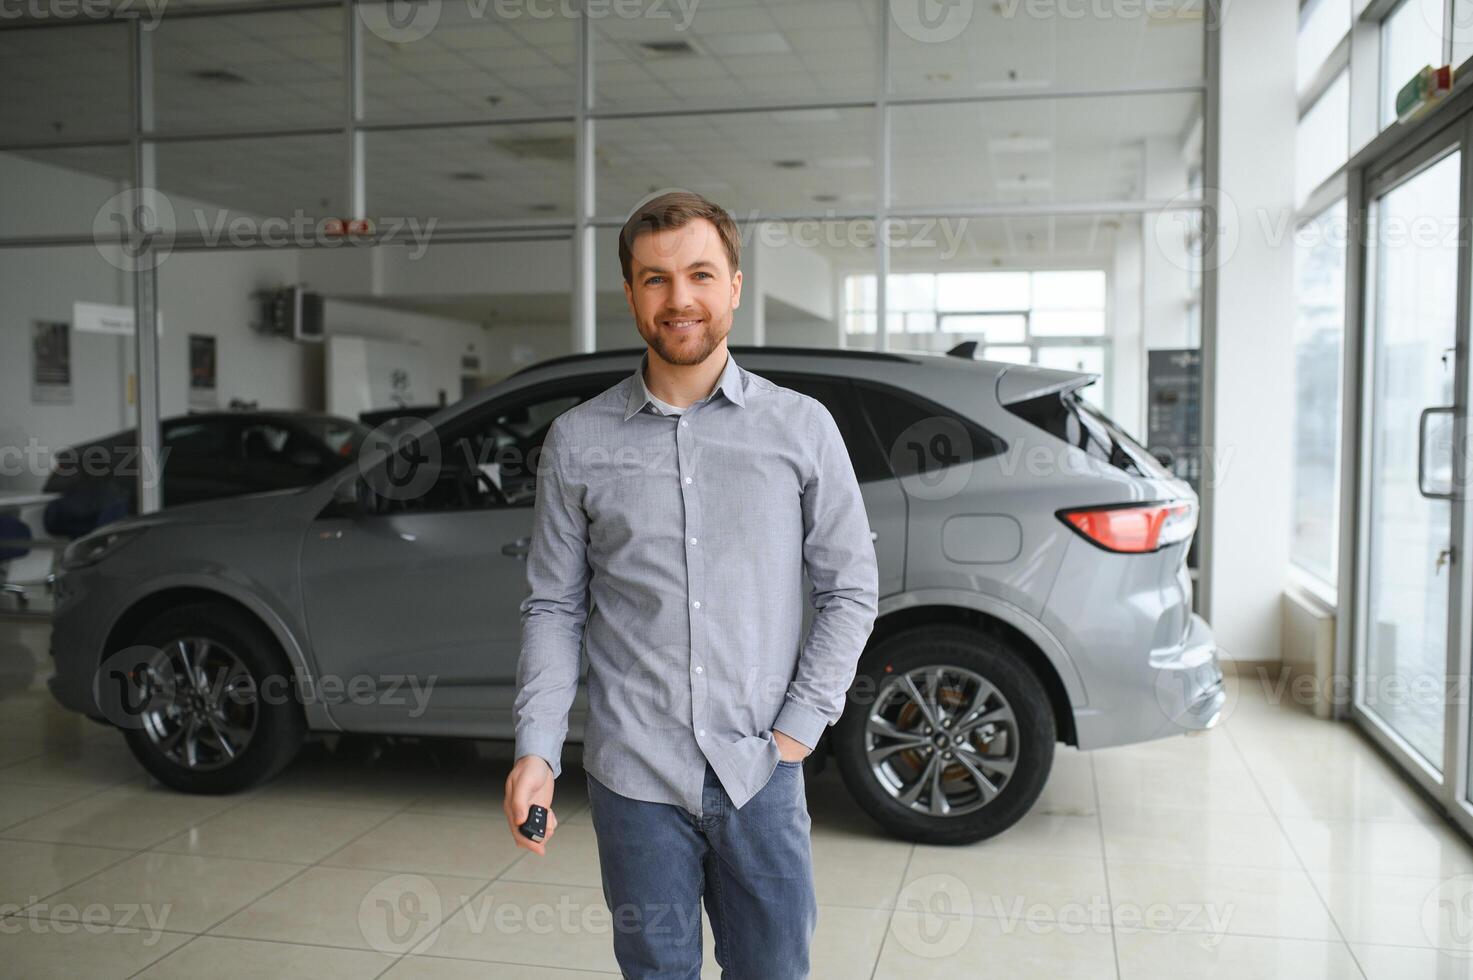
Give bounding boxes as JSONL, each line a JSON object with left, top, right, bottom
{"left": 1357, "top": 141, "right": 1465, "bottom": 781}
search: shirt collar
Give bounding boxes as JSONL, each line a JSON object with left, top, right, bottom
{"left": 623, "top": 347, "right": 746, "bottom": 421}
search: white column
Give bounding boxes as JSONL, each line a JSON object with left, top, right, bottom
{"left": 1203, "top": 0, "right": 1298, "bottom": 661}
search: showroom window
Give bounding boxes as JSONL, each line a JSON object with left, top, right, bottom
{"left": 1296, "top": 70, "right": 1350, "bottom": 208}
{"left": 1381, "top": 0, "right": 1447, "bottom": 128}
{"left": 1, "top": 1, "right": 1204, "bottom": 537}
{"left": 844, "top": 269, "right": 1110, "bottom": 409}
{"left": 1290, "top": 201, "right": 1347, "bottom": 588}
{"left": 1297, "top": 0, "right": 1350, "bottom": 97}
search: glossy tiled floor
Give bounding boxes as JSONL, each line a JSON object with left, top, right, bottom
{"left": 3, "top": 619, "right": 1473, "bottom": 978}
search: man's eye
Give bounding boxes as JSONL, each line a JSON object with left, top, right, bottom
{"left": 645, "top": 276, "right": 665, "bottom": 285}
{"left": 693, "top": 272, "right": 713, "bottom": 280}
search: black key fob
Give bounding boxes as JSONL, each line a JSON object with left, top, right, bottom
{"left": 518, "top": 804, "right": 548, "bottom": 843}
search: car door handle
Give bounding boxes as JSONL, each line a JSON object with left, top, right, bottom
{"left": 502, "top": 536, "right": 531, "bottom": 560}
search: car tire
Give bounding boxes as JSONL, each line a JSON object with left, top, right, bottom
{"left": 834, "top": 624, "right": 1055, "bottom": 845}
{"left": 118, "top": 601, "right": 306, "bottom": 794}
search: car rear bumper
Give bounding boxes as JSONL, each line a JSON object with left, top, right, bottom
{"left": 1150, "top": 613, "right": 1226, "bottom": 732}
{"left": 1071, "top": 612, "right": 1225, "bottom": 750}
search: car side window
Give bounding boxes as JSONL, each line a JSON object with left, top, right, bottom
{"left": 373, "top": 376, "right": 621, "bottom": 515}
{"left": 162, "top": 420, "right": 230, "bottom": 458}
{"left": 238, "top": 422, "right": 326, "bottom": 470}
{"left": 856, "top": 382, "right": 1008, "bottom": 478}
{"left": 764, "top": 373, "right": 891, "bottom": 484}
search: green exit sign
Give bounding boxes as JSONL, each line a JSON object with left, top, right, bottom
{"left": 1396, "top": 65, "right": 1454, "bottom": 123}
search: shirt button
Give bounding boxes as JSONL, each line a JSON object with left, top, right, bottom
{"left": 698, "top": 729, "right": 706, "bottom": 737}
{"left": 688, "top": 537, "right": 697, "bottom": 545}
{"left": 695, "top": 665, "right": 704, "bottom": 674}
{"left": 692, "top": 600, "right": 701, "bottom": 609}
{"left": 684, "top": 476, "right": 693, "bottom": 484}
{"left": 680, "top": 420, "right": 688, "bottom": 427}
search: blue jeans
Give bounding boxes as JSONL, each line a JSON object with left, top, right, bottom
{"left": 585, "top": 760, "right": 817, "bottom": 980}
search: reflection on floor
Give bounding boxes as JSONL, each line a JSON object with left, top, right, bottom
{"left": 1, "top": 622, "right": 1472, "bottom": 978}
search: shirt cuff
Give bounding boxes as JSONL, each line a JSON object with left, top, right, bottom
{"left": 773, "top": 698, "right": 829, "bottom": 751}
{"left": 514, "top": 727, "right": 564, "bottom": 779}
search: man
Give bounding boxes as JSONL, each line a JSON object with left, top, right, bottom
{"left": 502, "top": 190, "right": 879, "bottom": 979}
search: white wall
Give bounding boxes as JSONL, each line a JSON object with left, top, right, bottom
{"left": 1208, "top": 0, "right": 1299, "bottom": 661}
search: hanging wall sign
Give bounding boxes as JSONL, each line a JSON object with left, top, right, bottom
{"left": 31, "top": 320, "right": 72, "bottom": 404}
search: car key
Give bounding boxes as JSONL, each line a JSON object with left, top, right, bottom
{"left": 518, "top": 803, "right": 548, "bottom": 843}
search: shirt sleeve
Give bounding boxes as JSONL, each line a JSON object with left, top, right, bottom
{"left": 512, "top": 417, "right": 590, "bottom": 779}
{"left": 773, "top": 400, "right": 881, "bottom": 750}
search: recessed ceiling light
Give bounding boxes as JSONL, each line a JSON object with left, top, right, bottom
{"left": 638, "top": 40, "right": 698, "bottom": 57}
{"left": 190, "top": 69, "right": 250, "bottom": 85}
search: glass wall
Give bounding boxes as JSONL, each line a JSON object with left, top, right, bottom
{"left": 1291, "top": 202, "right": 1347, "bottom": 585}
{"left": 1290, "top": 0, "right": 1353, "bottom": 591}
{"left": 1, "top": 1, "right": 1208, "bottom": 531}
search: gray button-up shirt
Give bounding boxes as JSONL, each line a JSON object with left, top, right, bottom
{"left": 513, "top": 348, "right": 880, "bottom": 816}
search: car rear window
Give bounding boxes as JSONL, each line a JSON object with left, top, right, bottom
{"left": 1006, "top": 388, "right": 1165, "bottom": 478}
{"left": 856, "top": 383, "right": 1008, "bottom": 476}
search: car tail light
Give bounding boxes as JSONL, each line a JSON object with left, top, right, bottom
{"left": 1058, "top": 500, "right": 1196, "bottom": 553}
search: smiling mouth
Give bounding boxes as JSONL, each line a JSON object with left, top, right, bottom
{"left": 661, "top": 318, "right": 703, "bottom": 332}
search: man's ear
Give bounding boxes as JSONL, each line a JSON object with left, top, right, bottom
{"left": 730, "top": 268, "right": 742, "bottom": 311}
{"left": 623, "top": 279, "right": 635, "bottom": 316}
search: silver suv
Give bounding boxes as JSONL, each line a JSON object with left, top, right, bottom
{"left": 47, "top": 346, "right": 1224, "bottom": 844}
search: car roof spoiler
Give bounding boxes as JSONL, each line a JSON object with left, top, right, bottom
{"left": 946, "top": 342, "right": 1099, "bottom": 405}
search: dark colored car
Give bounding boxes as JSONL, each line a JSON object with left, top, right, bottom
{"left": 43, "top": 412, "right": 370, "bottom": 538}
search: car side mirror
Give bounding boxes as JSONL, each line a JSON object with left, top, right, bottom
{"left": 332, "top": 475, "right": 373, "bottom": 517}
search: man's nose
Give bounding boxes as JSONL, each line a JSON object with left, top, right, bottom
{"left": 667, "top": 275, "right": 694, "bottom": 311}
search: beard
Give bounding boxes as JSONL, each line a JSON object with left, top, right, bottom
{"left": 639, "top": 308, "right": 732, "bottom": 367}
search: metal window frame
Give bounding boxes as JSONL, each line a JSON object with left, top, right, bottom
{"left": 0, "top": 0, "right": 1211, "bottom": 573}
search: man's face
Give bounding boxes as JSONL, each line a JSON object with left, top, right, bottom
{"left": 623, "top": 217, "right": 742, "bottom": 367}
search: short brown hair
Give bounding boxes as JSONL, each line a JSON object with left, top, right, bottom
{"left": 618, "top": 191, "right": 741, "bottom": 285}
